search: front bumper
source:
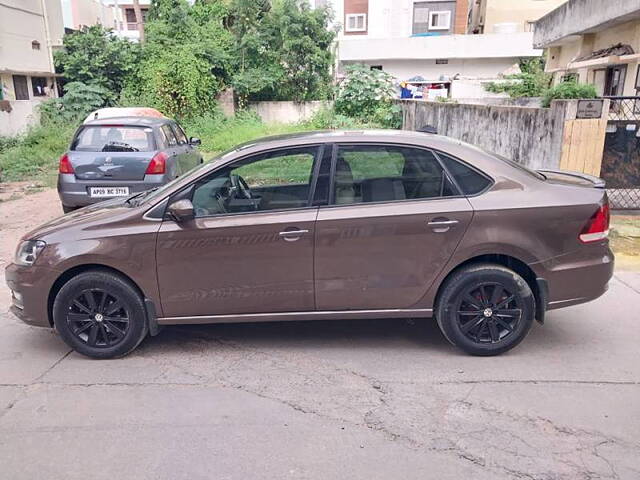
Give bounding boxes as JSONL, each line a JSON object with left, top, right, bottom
{"left": 57, "top": 174, "right": 167, "bottom": 208}
{"left": 5, "top": 262, "right": 59, "bottom": 328}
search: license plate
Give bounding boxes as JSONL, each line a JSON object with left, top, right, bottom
{"left": 89, "top": 186, "right": 130, "bottom": 198}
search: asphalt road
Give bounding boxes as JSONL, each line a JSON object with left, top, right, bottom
{"left": 1, "top": 269, "right": 639, "bottom": 480}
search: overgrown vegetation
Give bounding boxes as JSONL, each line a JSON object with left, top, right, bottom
{"left": 335, "top": 64, "right": 402, "bottom": 129}
{"left": 485, "top": 58, "right": 598, "bottom": 107}
{"left": 541, "top": 81, "right": 598, "bottom": 108}
{"left": 484, "top": 58, "right": 552, "bottom": 99}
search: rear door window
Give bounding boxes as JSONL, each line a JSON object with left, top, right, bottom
{"left": 332, "top": 144, "right": 457, "bottom": 205}
{"left": 172, "top": 123, "right": 189, "bottom": 145}
{"left": 71, "top": 126, "right": 155, "bottom": 152}
{"left": 161, "top": 125, "right": 178, "bottom": 147}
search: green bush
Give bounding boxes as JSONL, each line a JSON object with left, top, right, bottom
{"left": 484, "top": 59, "right": 552, "bottom": 99}
{"left": 39, "top": 82, "right": 108, "bottom": 124}
{"left": 335, "top": 64, "right": 397, "bottom": 121}
{"left": 541, "top": 81, "right": 598, "bottom": 108}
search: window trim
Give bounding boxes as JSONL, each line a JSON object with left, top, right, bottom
{"left": 182, "top": 144, "right": 325, "bottom": 220}
{"left": 429, "top": 10, "right": 452, "bottom": 31}
{"left": 325, "top": 142, "right": 465, "bottom": 209}
{"left": 345, "top": 13, "right": 367, "bottom": 32}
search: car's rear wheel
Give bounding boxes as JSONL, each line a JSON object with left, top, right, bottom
{"left": 53, "top": 270, "right": 148, "bottom": 359}
{"left": 436, "top": 264, "right": 535, "bottom": 356}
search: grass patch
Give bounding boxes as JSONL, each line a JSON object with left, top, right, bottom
{"left": 0, "top": 122, "right": 77, "bottom": 184}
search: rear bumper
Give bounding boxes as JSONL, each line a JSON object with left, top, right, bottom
{"left": 57, "top": 174, "right": 168, "bottom": 208}
{"left": 532, "top": 243, "right": 614, "bottom": 311}
{"left": 5, "top": 262, "right": 59, "bottom": 328}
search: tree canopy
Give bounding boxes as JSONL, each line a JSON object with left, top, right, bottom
{"left": 53, "top": 0, "right": 337, "bottom": 119}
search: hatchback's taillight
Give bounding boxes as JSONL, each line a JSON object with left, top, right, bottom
{"left": 579, "top": 203, "right": 610, "bottom": 243}
{"left": 145, "top": 152, "right": 167, "bottom": 174}
{"left": 58, "top": 153, "right": 74, "bottom": 174}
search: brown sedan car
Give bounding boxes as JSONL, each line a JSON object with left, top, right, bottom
{"left": 5, "top": 131, "right": 614, "bottom": 358}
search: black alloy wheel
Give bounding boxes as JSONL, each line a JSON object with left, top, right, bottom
{"left": 436, "top": 264, "right": 535, "bottom": 356}
{"left": 66, "top": 289, "right": 131, "bottom": 348}
{"left": 455, "top": 283, "right": 523, "bottom": 344}
{"left": 53, "top": 270, "right": 148, "bottom": 359}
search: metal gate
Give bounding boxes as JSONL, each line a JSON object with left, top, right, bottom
{"left": 602, "top": 96, "right": 640, "bottom": 209}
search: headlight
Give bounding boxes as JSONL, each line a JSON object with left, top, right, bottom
{"left": 15, "top": 240, "right": 46, "bottom": 266}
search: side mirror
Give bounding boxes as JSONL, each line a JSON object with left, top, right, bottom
{"left": 167, "top": 199, "right": 195, "bottom": 222}
{"left": 189, "top": 137, "right": 201, "bottom": 146}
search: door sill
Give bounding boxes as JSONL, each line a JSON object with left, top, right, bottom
{"left": 157, "top": 308, "right": 434, "bottom": 325}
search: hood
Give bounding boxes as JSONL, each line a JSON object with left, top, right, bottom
{"left": 21, "top": 197, "right": 132, "bottom": 242}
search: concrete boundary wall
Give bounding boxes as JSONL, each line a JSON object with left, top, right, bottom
{"left": 397, "top": 99, "right": 609, "bottom": 171}
{"left": 248, "top": 101, "right": 331, "bottom": 124}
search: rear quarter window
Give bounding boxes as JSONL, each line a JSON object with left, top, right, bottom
{"left": 438, "top": 153, "right": 492, "bottom": 195}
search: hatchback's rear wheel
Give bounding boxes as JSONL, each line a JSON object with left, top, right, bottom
{"left": 436, "top": 264, "right": 535, "bottom": 356}
{"left": 53, "top": 271, "right": 148, "bottom": 359}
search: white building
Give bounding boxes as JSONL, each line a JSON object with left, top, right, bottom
{"left": 324, "top": 0, "right": 566, "bottom": 99}
{"left": 0, "top": 0, "right": 64, "bottom": 136}
{"left": 60, "top": 0, "right": 151, "bottom": 42}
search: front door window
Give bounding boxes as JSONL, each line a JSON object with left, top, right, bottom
{"left": 191, "top": 146, "right": 319, "bottom": 217}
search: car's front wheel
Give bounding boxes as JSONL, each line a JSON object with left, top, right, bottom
{"left": 53, "top": 270, "right": 148, "bottom": 359}
{"left": 436, "top": 264, "right": 535, "bottom": 356}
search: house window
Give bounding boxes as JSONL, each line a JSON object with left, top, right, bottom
{"left": 31, "top": 77, "right": 48, "bottom": 97}
{"left": 31, "top": 40, "right": 41, "bottom": 50}
{"left": 429, "top": 11, "right": 451, "bottom": 30}
{"left": 345, "top": 14, "right": 366, "bottom": 33}
{"left": 525, "top": 21, "right": 536, "bottom": 33}
{"left": 436, "top": 59, "right": 449, "bottom": 65}
{"left": 12, "top": 75, "right": 29, "bottom": 100}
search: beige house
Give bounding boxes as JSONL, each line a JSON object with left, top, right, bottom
{"left": 469, "top": 0, "right": 567, "bottom": 34}
{"left": 0, "top": 0, "right": 64, "bottom": 136}
{"left": 535, "top": 0, "right": 640, "bottom": 97}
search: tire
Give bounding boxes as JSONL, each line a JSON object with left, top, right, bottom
{"left": 436, "top": 264, "right": 535, "bottom": 356}
{"left": 53, "top": 270, "right": 148, "bottom": 359}
{"left": 62, "top": 205, "right": 77, "bottom": 214}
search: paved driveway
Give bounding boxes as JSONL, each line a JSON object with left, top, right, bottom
{"left": 1, "top": 268, "right": 639, "bottom": 479}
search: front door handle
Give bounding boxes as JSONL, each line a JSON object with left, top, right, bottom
{"left": 427, "top": 220, "right": 459, "bottom": 226}
{"left": 428, "top": 218, "right": 459, "bottom": 233}
{"left": 279, "top": 229, "right": 309, "bottom": 242}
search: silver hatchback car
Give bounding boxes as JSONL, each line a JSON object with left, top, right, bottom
{"left": 58, "top": 116, "right": 203, "bottom": 213}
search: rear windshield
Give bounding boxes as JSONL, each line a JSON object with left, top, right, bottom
{"left": 490, "top": 151, "right": 546, "bottom": 181}
{"left": 71, "top": 126, "right": 156, "bottom": 152}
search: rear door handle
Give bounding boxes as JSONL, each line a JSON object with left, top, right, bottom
{"left": 428, "top": 218, "right": 459, "bottom": 233}
{"left": 279, "top": 229, "right": 309, "bottom": 242}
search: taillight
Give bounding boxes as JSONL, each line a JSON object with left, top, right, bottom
{"left": 145, "top": 152, "right": 167, "bottom": 174}
{"left": 579, "top": 203, "right": 610, "bottom": 243}
{"left": 58, "top": 153, "right": 74, "bottom": 174}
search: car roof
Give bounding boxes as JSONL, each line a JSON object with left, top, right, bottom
{"left": 229, "top": 129, "right": 464, "bottom": 151}
{"left": 82, "top": 116, "right": 170, "bottom": 127}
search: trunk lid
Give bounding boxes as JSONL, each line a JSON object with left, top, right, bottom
{"left": 68, "top": 151, "right": 155, "bottom": 181}
{"left": 537, "top": 169, "right": 606, "bottom": 189}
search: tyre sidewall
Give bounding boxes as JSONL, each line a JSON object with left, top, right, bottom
{"left": 53, "top": 271, "right": 147, "bottom": 359}
{"left": 437, "top": 266, "right": 535, "bottom": 356}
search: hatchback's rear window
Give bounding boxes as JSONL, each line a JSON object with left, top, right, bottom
{"left": 72, "top": 126, "right": 155, "bottom": 152}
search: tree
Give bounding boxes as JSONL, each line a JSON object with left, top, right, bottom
{"left": 229, "top": 0, "right": 337, "bottom": 103}
{"left": 54, "top": 25, "right": 140, "bottom": 105}
{"left": 125, "top": 0, "right": 234, "bottom": 118}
